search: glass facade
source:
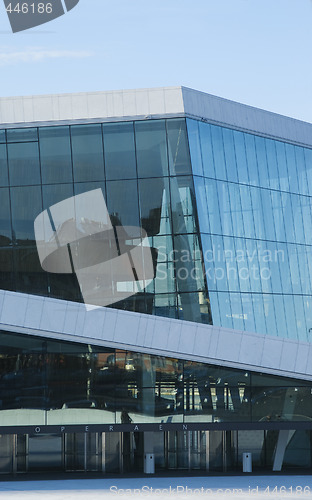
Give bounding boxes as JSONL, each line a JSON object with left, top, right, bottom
{"left": 0, "top": 120, "right": 211, "bottom": 325}
{"left": 1, "top": 330, "right": 311, "bottom": 426}
{"left": 188, "top": 119, "right": 312, "bottom": 340}
{"left": 1, "top": 113, "right": 312, "bottom": 474}
{"left": 1, "top": 117, "right": 312, "bottom": 337}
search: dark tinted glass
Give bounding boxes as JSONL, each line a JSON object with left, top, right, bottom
{"left": 135, "top": 120, "right": 169, "bottom": 177}
{"left": 106, "top": 179, "right": 140, "bottom": 227}
{"left": 138, "top": 177, "right": 170, "bottom": 235}
{"left": 39, "top": 126, "right": 73, "bottom": 184}
{"left": 0, "top": 188, "right": 12, "bottom": 246}
{"left": 170, "top": 176, "right": 198, "bottom": 234}
{"left": 71, "top": 125, "right": 104, "bottom": 182}
{"left": 10, "top": 185, "right": 42, "bottom": 241}
{"left": 42, "top": 183, "right": 74, "bottom": 210}
{"left": 0, "top": 130, "right": 5, "bottom": 143}
{"left": 7, "top": 142, "right": 40, "bottom": 186}
{"left": 103, "top": 122, "right": 136, "bottom": 180}
{"left": 6, "top": 128, "right": 38, "bottom": 143}
{"left": 167, "top": 119, "right": 192, "bottom": 175}
{"left": 0, "top": 144, "right": 8, "bottom": 187}
{"left": 74, "top": 181, "right": 106, "bottom": 198}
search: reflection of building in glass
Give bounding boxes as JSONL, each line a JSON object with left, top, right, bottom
{"left": 0, "top": 87, "right": 312, "bottom": 474}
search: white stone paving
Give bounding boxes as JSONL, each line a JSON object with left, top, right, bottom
{"left": 0, "top": 475, "right": 312, "bottom": 499}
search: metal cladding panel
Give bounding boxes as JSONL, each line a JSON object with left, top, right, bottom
{"left": 0, "top": 87, "right": 311, "bottom": 149}
{"left": 0, "top": 87, "right": 185, "bottom": 127}
{"left": 181, "top": 86, "right": 312, "bottom": 148}
{"left": 0, "top": 289, "right": 312, "bottom": 382}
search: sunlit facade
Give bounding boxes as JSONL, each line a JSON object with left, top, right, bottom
{"left": 0, "top": 87, "right": 312, "bottom": 474}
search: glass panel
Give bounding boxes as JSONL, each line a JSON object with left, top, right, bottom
{"left": 293, "top": 295, "right": 307, "bottom": 342}
{"left": 295, "top": 146, "right": 308, "bottom": 196}
{"left": 250, "top": 186, "right": 265, "bottom": 240}
{"left": 252, "top": 294, "right": 267, "bottom": 335}
{"left": 42, "top": 184, "right": 74, "bottom": 210}
{"left": 199, "top": 122, "right": 215, "bottom": 178}
{"left": 10, "top": 185, "right": 47, "bottom": 295}
{"left": 234, "top": 130, "right": 249, "bottom": 184}
{"left": 223, "top": 236, "right": 239, "bottom": 292}
{"left": 277, "top": 243, "right": 292, "bottom": 294}
{"left": 7, "top": 142, "right": 40, "bottom": 186}
{"left": 222, "top": 128, "right": 238, "bottom": 183}
{"left": 273, "top": 294, "right": 287, "bottom": 338}
{"left": 103, "top": 122, "right": 136, "bottom": 180}
{"left": 297, "top": 244, "right": 312, "bottom": 295}
{"left": 150, "top": 234, "right": 174, "bottom": 295}
{"left": 301, "top": 195, "right": 312, "bottom": 246}
{"left": 275, "top": 140, "right": 290, "bottom": 193}
{"left": 270, "top": 190, "right": 286, "bottom": 242}
{"left": 0, "top": 247, "right": 14, "bottom": 291}
{"left": 257, "top": 240, "right": 272, "bottom": 294}
{"left": 210, "top": 125, "right": 226, "bottom": 180}
{"left": 292, "top": 193, "right": 305, "bottom": 244}
{"left": 228, "top": 182, "right": 244, "bottom": 238}
{"left": 0, "top": 129, "right": 5, "bottom": 143}
{"left": 217, "top": 291, "right": 233, "bottom": 329}
{"left": 106, "top": 179, "right": 140, "bottom": 227}
{"left": 0, "top": 144, "right": 8, "bottom": 187}
{"left": 285, "top": 143, "right": 299, "bottom": 194}
{"left": 167, "top": 119, "right": 192, "bottom": 176}
{"left": 138, "top": 177, "right": 170, "bottom": 236}
{"left": 281, "top": 192, "right": 295, "bottom": 243}
{"left": 304, "top": 298, "right": 312, "bottom": 341}
{"left": 263, "top": 294, "right": 277, "bottom": 337}
{"left": 265, "top": 241, "right": 282, "bottom": 294}
{"left": 10, "top": 185, "right": 42, "bottom": 242}
{"left": 71, "top": 124, "right": 104, "bottom": 182}
{"left": 39, "top": 126, "right": 73, "bottom": 184}
{"left": 134, "top": 119, "right": 168, "bottom": 178}
{"left": 74, "top": 181, "right": 106, "bottom": 198}
{"left": 304, "top": 148, "right": 312, "bottom": 197}
{"left": 201, "top": 234, "right": 216, "bottom": 292}
{"left": 193, "top": 176, "right": 209, "bottom": 233}
{"left": 186, "top": 119, "right": 203, "bottom": 176}
{"left": 229, "top": 292, "right": 244, "bottom": 330}
{"left": 260, "top": 189, "right": 275, "bottom": 241}
{"left": 210, "top": 235, "right": 228, "bottom": 291}
{"left": 244, "top": 133, "right": 259, "bottom": 186}
{"left": 288, "top": 244, "right": 302, "bottom": 294}
{"left": 6, "top": 128, "right": 38, "bottom": 142}
{"left": 265, "top": 138, "right": 280, "bottom": 191}
{"left": 239, "top": 184, "right": 255, "bottom": 239}
{"left": 0, "top": 188, "right": 13, "bottom": 291}
{"left": 170, "top": 176, "right": 198, "bottom": 234}
{"left": 255, "top": 136, "right": 269, "bottom": 188}
{"left": 153, "top": 293, "right": 178, "bottom": 318}
{"left": 208, "top": 291, "right": 221, "bottom": 326}
{"left": 245, "top": 239, "right": 262, "bottom": 293}
{"left": 217, "top": 182, "right": 233, "bottom": 236}
{"left": 0, "top": 187, "right": 12, "bottom": 246}
{"left": 241, "top": 293, "right": 256, "bottom": 332}
{"left": 235, "top": 237, "right": 251, "bottom": 293}
{"left": 205, "top": 178, "right": 222, "bottom": 234}
{"left": 283, "top": 295, "right": 298, "bottom": 340}
{"left": 177, "top": 292, "right": 204, "bottom": 323}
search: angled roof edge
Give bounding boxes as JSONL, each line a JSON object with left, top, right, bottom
{"left": 181, "top": 86, "right": 312, "bottom": 148}
{"left": 0, "top": 86, "right": 311, "bottom": 148}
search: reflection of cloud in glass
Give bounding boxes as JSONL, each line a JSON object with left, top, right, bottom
{"left": 34, "top": 189, "right": 154, "bottom": 308}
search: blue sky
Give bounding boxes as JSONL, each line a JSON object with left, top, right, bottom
{"left": 0, "top": 0, "right": 312, "bottom": 122}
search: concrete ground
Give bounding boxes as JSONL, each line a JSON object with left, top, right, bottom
{"left": 0, "top": 474, "right": 312, "bottom": 499}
